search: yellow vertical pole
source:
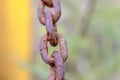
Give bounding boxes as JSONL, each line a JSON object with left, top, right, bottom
{"left": 0, "top": 0, "right": 32, "bottom": 80}
{"left": 0, "top": 0, "right": 7, "bottom": 79}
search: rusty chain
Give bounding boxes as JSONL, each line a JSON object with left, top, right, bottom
{"left": 38, "top": 0, "right": 68, "bottom": 80}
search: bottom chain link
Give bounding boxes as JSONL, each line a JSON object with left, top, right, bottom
{"left": 48, "top": 51, "right": 65, "bottom": 80}
{"left": 40, "top": 34, "right": 68, "bottom": 80}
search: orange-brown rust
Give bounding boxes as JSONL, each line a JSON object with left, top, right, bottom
{"left": 45, "top": 11, "right": 58, "bottom": 46}
{"left": 48, "top": 66, "right": 56, "bottom": 80}
{"left": 42, "top": 0, "right": 53, "bottom": 7}
{"left": 39, "top": 34, "right": 68, "bottom": 65}
{"left": 38, "top": 0, "right": 61, "bottom": 25}
{"left": 38, "top": 0, "right": 68, "bottom": 80}
{"left": 53, "top": 51, "right": 64, "bottom": 80}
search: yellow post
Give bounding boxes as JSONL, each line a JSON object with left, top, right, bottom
{"left": 0, "top": 0, "right": 32, "bottom": 80}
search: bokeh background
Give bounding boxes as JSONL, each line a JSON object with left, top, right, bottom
{"left": 0, "top": 0, "right": 120, "bottom": 80}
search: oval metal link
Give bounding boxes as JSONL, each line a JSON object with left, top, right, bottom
{"left": 52, "top": 0, "right": 61, "bottom": 23}
{"left": 38, "top": 0, "right": 61, "bottom": 25}
{"left": 49, "top": 24, "right": 58, "bottom": 46}
{"left": 58, "top": 34, "right": 68, "bottom": 62}
{"left": 52, "top": 51, "right": 64, "bottom": 80}
{"left": 39, "top": 35, "right": 55, "bottom": 66}
{"left": 38, "top": 0, "right": 46, "bottom": 25}
{"left": 39, "top": 34, "right": 68, "bottom": 65}
{"left": 45, "top": 11, "right": 58, "bottom": 46}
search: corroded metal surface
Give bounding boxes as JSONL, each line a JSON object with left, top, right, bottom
{"left": 38, "top": 0, "right": 68, "bottom": 80}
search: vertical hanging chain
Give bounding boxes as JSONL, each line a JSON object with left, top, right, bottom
{"left": 38, "top": 0, "right": 68, "bottom": 80}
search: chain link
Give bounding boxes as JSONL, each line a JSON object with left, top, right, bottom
{"left": 38, "top": 0, "right": 68, "bottom": 80}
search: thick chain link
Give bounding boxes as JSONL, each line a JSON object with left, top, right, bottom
{"left": 38, "top": 0, "right": 68, "bottom": 80}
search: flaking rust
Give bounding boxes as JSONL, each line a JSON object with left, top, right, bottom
{"left": 38, "top": 0, "right": 68, "bottom": 80}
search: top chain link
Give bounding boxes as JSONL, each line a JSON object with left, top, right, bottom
{"left": 38, "top": 0, "right": 61, "bottom": 46}
{"left": 38, "top": 0, "right": 61, "bottom": 25}
{"left": 38, "top": 0, "right": 68, "bottom": 80}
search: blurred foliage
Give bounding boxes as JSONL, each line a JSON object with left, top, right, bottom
{"left": 30, "top": 0, "right": 120, "bottom": 80}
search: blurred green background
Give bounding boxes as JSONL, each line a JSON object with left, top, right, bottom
{"left": 31, "top": 0, "right": 120, "bottom": 80}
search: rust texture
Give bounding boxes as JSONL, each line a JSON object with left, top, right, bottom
{"left": 38, "top": 0, "right": 61, "bottom": 25}
{"left": 38, "top": 0, "right": 68, "bottom": 80}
